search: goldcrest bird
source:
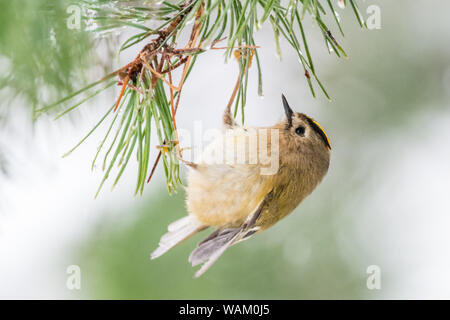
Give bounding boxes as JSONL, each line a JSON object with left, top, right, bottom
{"left": 151, "top": 94, "right": 331, "bottom": 277}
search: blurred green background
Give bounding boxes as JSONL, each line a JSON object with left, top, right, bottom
{"left": 1, "top": 0, "right": 450, "bottom": 299}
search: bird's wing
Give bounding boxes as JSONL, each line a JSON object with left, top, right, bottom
{"left": 188, "top": 190, "right": 273, "bottom": 278}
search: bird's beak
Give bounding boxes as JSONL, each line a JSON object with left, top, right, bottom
{"left": 281, "top": 94, "right": 293, "bottom": 127}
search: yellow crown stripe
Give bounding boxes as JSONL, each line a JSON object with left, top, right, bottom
{"left": 312, "top": 119, "right": 331, "bottom": 149}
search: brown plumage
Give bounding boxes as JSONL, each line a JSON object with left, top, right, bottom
{"left": 151, "top": 94, "right": 331, "bottom": 277}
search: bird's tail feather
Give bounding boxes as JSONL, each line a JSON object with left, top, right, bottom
{"left": 151, "top": 216, "right": 205, "bottom": 260}
{"left": 189, "top": 227, "right": 257, "bottom": 278}
{"left": 188, "top": 200, "right": 265, "bottom": 278}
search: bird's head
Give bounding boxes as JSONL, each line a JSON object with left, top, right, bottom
{"left": 280, "top": 94, "right": 331, "bottom": 152}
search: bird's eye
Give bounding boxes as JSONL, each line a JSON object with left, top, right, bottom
{"left": 295, "top": 126, "right": 305, "bottom": 136}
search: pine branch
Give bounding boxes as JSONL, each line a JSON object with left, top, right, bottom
{"left": 38, "top": 0, "right": 366, "bottom": 196}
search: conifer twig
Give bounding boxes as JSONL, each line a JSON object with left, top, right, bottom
{"left": 38, "top": 0, "right": 366, "bottom": 196}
